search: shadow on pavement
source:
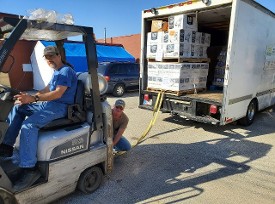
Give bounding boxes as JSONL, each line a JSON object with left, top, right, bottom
{"left": 56, "top": 134, "right": 271, "bottom": 203}
{"left": 108, "top": 135, "right": 271, "bottom": 203}
{"left": 163, "top": 106, "right": 275, "bottom": 139}
{"left": 54, "top": 106, "right": 274, "bottom": 204}
{"left": 105, "top": 107, "right": 274, "bottom": 203}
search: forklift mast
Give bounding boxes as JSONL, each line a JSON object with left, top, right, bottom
{"left": 0, "top": 16, "right": 103, "bottom": 131}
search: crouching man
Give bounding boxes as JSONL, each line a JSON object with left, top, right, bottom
{"left": 112, "top": 99, "right": 131, "bottom": 152}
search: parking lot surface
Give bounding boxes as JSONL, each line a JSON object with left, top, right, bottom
{"left": 55, "top": 92, "right": 275, "bottom": 204}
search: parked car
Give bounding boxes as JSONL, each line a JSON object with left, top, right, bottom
{"left": 97, "top": 62, "right": 139, "bottom": 97}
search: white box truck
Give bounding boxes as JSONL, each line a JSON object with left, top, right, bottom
{"left": 139, "top": 0, "right": 275, "bottom": 126}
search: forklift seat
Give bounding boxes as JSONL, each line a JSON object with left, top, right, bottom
{"left": 42, "top": 73, "right": 88, "bottom": 129}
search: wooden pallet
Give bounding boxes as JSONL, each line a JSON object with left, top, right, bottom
{"left": 178, "top": 58, "right": 211, "bottom": 63}
{"left": 147, "top": 87, "right": 206, "bottom": 96}
{"left": 148, "top": 58, "right": 210, "bottom": 63}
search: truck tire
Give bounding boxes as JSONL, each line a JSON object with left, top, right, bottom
{"left": 113, "top": 84, "right": 125, "bottom": 97}
{"left": 77, "top": 166, "right": 103, "bottom": 194}
{"left": 238, "top": 99, "right": 257, "bottom": 126}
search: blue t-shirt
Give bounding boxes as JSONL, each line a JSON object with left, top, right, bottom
{"left": 49, "top": 66, "right": 77, "bottom": 105}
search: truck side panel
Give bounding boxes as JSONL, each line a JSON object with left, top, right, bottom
{"left": 223, "top": 0, "right": 275, "bottom": 123}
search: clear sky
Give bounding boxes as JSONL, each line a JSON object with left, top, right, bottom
{"left": 0, "top": 0, "right": 274, "bottom": 39}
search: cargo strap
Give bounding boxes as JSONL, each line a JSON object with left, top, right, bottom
{"left": 115, "top": 91, "right": 165, "bottom": 156}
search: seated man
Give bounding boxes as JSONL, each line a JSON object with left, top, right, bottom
{"left": 112, "top": 99, "right": 131, "bottom": 152}
{"left": 0, "top": 46, "right": 77, "bottom": 190}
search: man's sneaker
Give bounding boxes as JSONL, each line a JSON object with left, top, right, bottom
{"left": 0, "top": 143, "right": 13, "bottom": 157}
{"left": 13, "top": 168, "right": 41, "bottom": 191}
{"left": 113, "top": 148, "right": 118, "bottom": 155}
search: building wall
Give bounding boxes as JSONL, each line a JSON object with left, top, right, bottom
{"left": 1, "top": 12, "right": 36, "bottom": 91}
{"left": 97, "top": 34, "right": 141, "bottom": 62}
{"left": 1, "top": 40, "right": 36, "bottom": 90}
{"left": 0, "top": 13, "right": 18, "bottom": 19}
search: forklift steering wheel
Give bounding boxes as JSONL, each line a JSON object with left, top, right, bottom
{"left": 0, "top": 84, "right": 20, "bottom": 95}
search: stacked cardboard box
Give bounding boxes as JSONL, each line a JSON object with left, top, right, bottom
{"left": 146, "top": 14, "right": 211, "bottom": 92}
{"left": 146, "top": 14, "right": 211, "bottom": 59}
{"left": 148, "top": 62, "right": 209, "bottom": 91}
{"left": 151, "top": 20, "right": 168, "bottom": 32}
{"left": 146, "top": 32, "right": 165, "bottom": 58}
{"left": 213, "top": 47, "right": 227, "bottom": 86}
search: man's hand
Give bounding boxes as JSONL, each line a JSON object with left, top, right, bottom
{"left": 14, "top": 92, "right": 35, "bottom": 105}
{"left": 113, "top": 128, "right": 126, "bottom": 146}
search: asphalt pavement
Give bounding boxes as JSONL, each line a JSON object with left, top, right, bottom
{"left": 54, "top": 92, "right": 275, "bottom": 204}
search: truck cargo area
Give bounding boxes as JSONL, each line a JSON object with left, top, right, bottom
{"left": 140, "top": 4, "right": 232, "bottom": 124}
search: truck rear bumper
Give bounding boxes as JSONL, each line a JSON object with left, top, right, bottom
{"left": 139, "top": 104, "right": 220, "bottom": 125}
{"left": 140, "top": 91, "right": 222, "bottom": 125}
{"left": 172, "top": 111, "right": 220, "bottom": 125}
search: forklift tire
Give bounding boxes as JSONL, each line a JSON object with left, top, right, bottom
{"left": 77, "top": 166, "right": 103, "bottom": 194}
{"left": 238, "top": 99, "right": 257, "bottom": 126}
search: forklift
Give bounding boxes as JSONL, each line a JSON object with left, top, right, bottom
{"left": 0, "top": 16, "right": 114, "bottom": 203}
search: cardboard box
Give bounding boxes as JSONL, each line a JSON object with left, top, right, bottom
{"left": 147, "top": 32, "right": 163, "bottom": 44}
{"left": 195, "top": 45, "right": 208, "bottom": 58}
{"left": 166, "top": 64, "right": 182, "bottom": 77}
{"left": 162, "top": 32, "right": 169, "bottom": 43}
{"left": 190, "top": 63, "right": 201, "bottom": 74}
{"left": 196, "top": 76, "right": 207, "bottom": 88}
{"left": 201, "top": 33, "right": 211, "bottom": 46}
{"left": 213, "top": 77, "right": 224, "bottom": 86}
{"left": 168, "top": 29, "right": 193, "bottom": 44}
{"left": 168, "top": 14, "right": 198, "bottom": 31}
{"left": 166, "top": 30, "right": 210, "bottom": 45}
{"left": 190, "top": 44, "right": 196, "bottom": 58}
{"left": 180, "top": 63, "right": 192, "bottom": 75}
{"left": 191, "top": 31, "right": 201, "bottom": 45}
{"left": 200, "top": 63, "right": 210, "bottom": 75}
{"left": 151, "top": 20, "right": 168, "bottom": 32}
{"left": 162, "top": 76, "right": 194, "bottom": 91}
{"left": 147, "top": 62, "right": 159, "bottom": 76}
{"left": 190, "top": 63, "right": 209, "bottom": 76}
{"left": 162, "top": 21, "right": 168, "bottom": 31}
{"left": 163, "top": 43, "right": 191, "bottom": 58}
{"left": 148, "top": 62, "right": 192, "bottom": 77}
{"left": 147, "top": 76, "right": 163, "bottom": 88}
{"left": 147, "top": 43, "right": 163, "bottom": 58}
{"left": 147, "top": 62, "right": 208, "bottom": 91}
{"left": 151, "top": 20, "right": 162, "bottom": 32}
{"left": 161, "top": 43, "right": 208, "bottom": 59}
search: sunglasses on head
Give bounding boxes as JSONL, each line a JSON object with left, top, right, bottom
{"left": 115, "top": 106, "right": 124, "bottom": 110}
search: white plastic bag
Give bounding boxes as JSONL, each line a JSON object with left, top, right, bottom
{"left": 24, "top": 8, "right": 74, "bottom": 25}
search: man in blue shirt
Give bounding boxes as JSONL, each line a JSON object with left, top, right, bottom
{"left": 0, "top": 46, "right": 77, "bottom": 190}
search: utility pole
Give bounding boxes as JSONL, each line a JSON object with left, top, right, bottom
{"left": 104, "top": 27, "right": 106, "bottom": 43}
